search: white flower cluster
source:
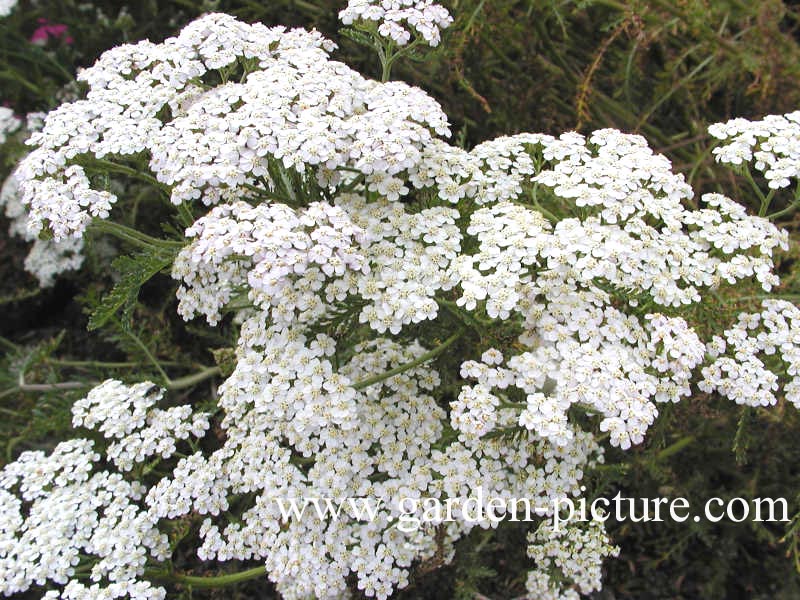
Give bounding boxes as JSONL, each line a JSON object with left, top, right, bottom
{"left": 174, "top": 200, "right": 368, "bottom": 325}
{"left": 454, "top": 304, "right": 706, "bottom": 450}
{"left": 333, "top": 195, "right": 460, "bottom": 334}
{"left": 140, "top": 313, "right": 603, "bottom": 600}
{"left": 174, "top": 194, "right": 461, "bottom": 335}
{"left": 0, "top": 439, "right": 168, "bottom": 599}
{"left": 18, "top": 13, "right": 449, "bottom": 240}
{"left": 525, "top": 518, "right": 619, "bottom": 600}
{"left": 0, "top": 168, "right": 84, "bottom": 287}
{"left": 339, "top": 0, "right": 453, "bottom": 47}
{"left": 441, "top": 131, "right": 786, "bottom": 306}
{"left": 701, "top": 299, "right": 800, "bottom": 408}
{"left": 71, "top": 379, "right": 210, "bottom": 471}
{"left": 0, "top": 107, "right": 20, "bottom": 143}
{"left": 709, "top": 111, "right": 800, "bottom": 188}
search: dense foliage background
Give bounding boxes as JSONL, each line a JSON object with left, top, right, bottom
{"left": 2, "top": 1, "right": 800, "bottom": 598}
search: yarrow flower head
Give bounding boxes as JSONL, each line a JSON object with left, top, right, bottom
{"left": 1, "top": 168, "right": 84, "bottom": 287}
{"left": 71, "top": 380, "right": 210, "bottom": 471}
{"left": 709, "top": 110, "right": 800, "bottom": 189}
{"left": 339, "top": 0, "right": 453, "bottom": 47}
{"left": 17, "top": 13, "right": 449, "bottom": 240}
{"left": 700, "top": 299, "right": 800, "bottom": 408}
{"left": 0, "top": 439, "right": 169, "bottom": 599}
{"left": 0, "top": 0, "right": 16, "bottom": 18}
{"left": 525, "top": 518, "right": 619, "bottom": 600}
{"left": 0, "top": 106, "right": 20, "bottom": 144}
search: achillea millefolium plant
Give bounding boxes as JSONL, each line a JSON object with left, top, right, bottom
{"left": 1, "top": 1, "right": 800, "bottom": 599}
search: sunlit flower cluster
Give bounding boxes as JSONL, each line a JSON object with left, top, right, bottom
{"left": 525, "top": 518, "right": 619, "bottom": 600}
{"left": 454, "top": 303, "right": 706, "bottom": 450}
{"left": 0, "top": 107, "right": 19, "bottom": 143}
{"left": 339, "top": 0, "right": 453, "bottom": 47}
{"left": 701, "top": 299, "right": 800, "bottom": 408}
{"left": 0, "top": 440, "right": 168, "bottom": 599}
{"left": 174, "top": 200, "right": 368, "bottom": 325}
{"left": 710, "top": 110, "right": 800, "bottom": 189}
{"left": 0, "top": 168, "right": 84, "bottom": 287}
{"left": 17, "top": 12, "right": 448, "bottom": 240}
{"left": 72, "top": 380, "right": 210, "bottom": 471}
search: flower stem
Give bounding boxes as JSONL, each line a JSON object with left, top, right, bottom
{"left": 91, "top": 220, "right": 184, "bottom": 250}
{"left": 166, "top": 366, "right": 221, "bottom": 391}
{"left": 51, "top": 359, "right": 183, "bottom": 369}
{"left": 352, "top": 329, "right": 464, "bottom": 390}
{"left": 149, "top": 566, "right": 267, "bottom": 589}
{"left": 89, "top": 159, "right": 169, "bottom": 193}
{"left": 119, "top": 325, "right": 171, "bottom": 385}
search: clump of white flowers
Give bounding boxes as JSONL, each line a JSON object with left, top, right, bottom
{"left": 0, "top": 0, "right": 15, "bottom": 18}
{"left": 5, "top": 10, "right": 800, "bottom": 600}
{"left": 340, "top": 0, "right": 453, "bottom": 47}
{"left": 72, "top": 380, "right": 210, "bottom": 471}
{"left": 0, "top": 106, "right": 20, "bottom": 144}
{"left": 525, "top": 518, "right": 619, "bottom": 600}
{"left": 17, "top": 12, "right": 448, "bottom": 240}
{"left": 174, "top": 200, "right": 369, "bottom": 326}
{"left": 0, "top": 168, "right": 84, "bottom": 287}
{"left": 0, "top": 439, "right": 169, "bottom": 600}
{"left": 710, "top": 111, "right": 800, "bottom": 188}
{"left": 701, "top": 299, "right": 800, "bottom": 408}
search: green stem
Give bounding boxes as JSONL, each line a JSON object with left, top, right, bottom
{"left": 11, "top": 364, "right": 220, "bottom": 398}
{"left": 656, "top": 435, "right": 695, "bottom": 461}
{"left": 380, "top": 37, "right": 424, "bottom": 82}
{"left": 88, "top": 159, "right": 169, "bottom": 192}
{"left": 526, "top": 186, "right": 560, "bottom": 222}
{"left": 177, "top": 203, "right": 195, "bottom": 228}
{"left": 437, "top": 298, "right": 492, "bottom": 331}
{"left": 760, "top": 189, "right": 776, "bottom": 217}
{"left": 768, "top": 199, "right": 800, "bottom": 222}
{"left": 92, "top": 220, "right": 184, "bottom": 250}
{"left": 742, "top": 165, "right": 769, "bottom": 216}
{"left": 2, "top": 366, "right": 96, "bottom": 400}
{"left": 119, "top": 325, "right": 171, "bottom": 386}
{"left": 149, "top": 566, "right": 267, "bottom": 589}
{"left": 242, "top": 183, "right": 294, "bottom": 206}
{"left": 380, "top": 53, "right": 393, "bottom": 82}
{"left": 51, "top": 359, "right": 182, "bottom": 369}
{"left": 278, "top": 168, "right": 298, "bottom": 205}
{"left": 17, "top": 381, "right": 93, "bottom": 392}
{"left": 166, "top": 366, "right": 221, "bottom": 391}
{"left": 376, "top": 37, "right": 396, "bottom": 82}
{"left": 352, "top": 329, "right": 464, "bottom": 390}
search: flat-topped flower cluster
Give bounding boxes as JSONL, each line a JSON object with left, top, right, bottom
{"left": 0, "top": 107, "right": 19, "bottom": 143}
{"left": 1, "top": 167, "right": 84, "bottom": 287}
{"left": 2, "top": 9, "right": 799, "bottom": 600}
{"left": 710, "top": 111, "right": 800, "bottom": 189}
{"left": 0, "top": 0, "right": 16, "bottom": 18}
{"left": 339, "top": 0, "right": 453, "bottom": 47}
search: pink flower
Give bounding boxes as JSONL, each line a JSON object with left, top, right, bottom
{"left": 30, "top": 19, "right": 74, "bottom": 46}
